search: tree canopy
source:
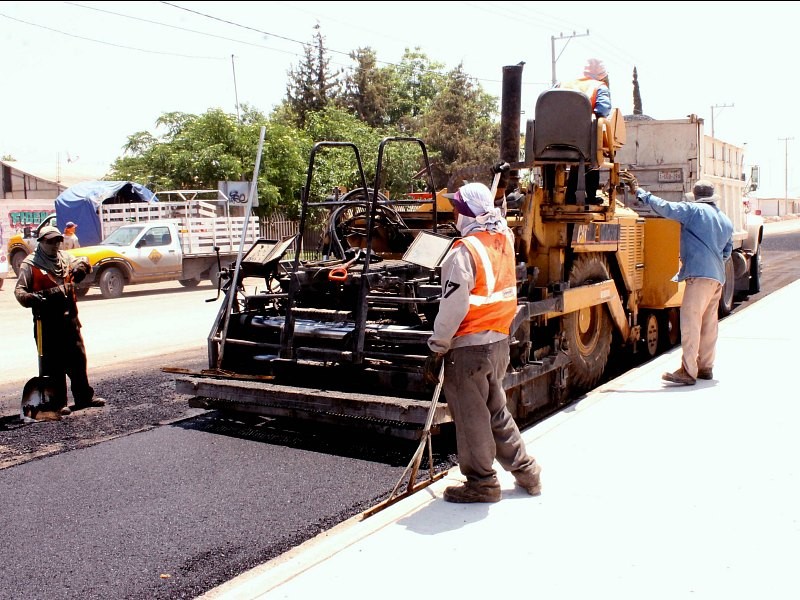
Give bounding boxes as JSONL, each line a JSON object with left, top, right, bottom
{"left": 107, "top": 29, "right": 502, "bottom": 216}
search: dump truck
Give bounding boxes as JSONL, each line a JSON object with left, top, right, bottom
{"left": 173, "top": 64, "right": 690, "bottom": 438}
{"left": 615, "top": 115, "right": 763, "bottom": 314}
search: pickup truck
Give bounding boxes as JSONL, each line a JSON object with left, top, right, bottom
{"left": 70, "top": 219, "right": 244, "bottom": 298}
{"left": 7, "top": 182, "right": 258, "bottom": 298}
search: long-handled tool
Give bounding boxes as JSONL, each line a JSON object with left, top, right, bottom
{"left": 362, "top": 363, "right": 447, "bottom": 518}
{"left": 21, "top": 311, "right": 61, "bottom": 423}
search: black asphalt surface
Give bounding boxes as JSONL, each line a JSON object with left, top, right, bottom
{"left": 0, "top": 419, "right": 417, "bottom": 600}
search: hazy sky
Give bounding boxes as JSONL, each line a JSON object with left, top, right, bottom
{"left": 0, "top": 1, "right": 795, "bottom": 197}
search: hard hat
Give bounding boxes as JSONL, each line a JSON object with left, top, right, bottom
{"left": 38, "top": 226, "right": 64, "bottom": 242}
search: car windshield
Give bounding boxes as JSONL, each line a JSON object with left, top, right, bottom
{"left": 103, "top": 226, "right": 145, "bottom": 246}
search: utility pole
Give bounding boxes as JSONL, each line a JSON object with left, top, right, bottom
{"left": 779, "top": 137, "right": 793, "bottom": 217}
{"left": 551, "top": 30, "right": 589, "bottom": 86}
{"left": 231, "top": 54, "right": 241, "bottom": 123}
{"left": 710, "top": 103, "right": 733, "bottom": 140}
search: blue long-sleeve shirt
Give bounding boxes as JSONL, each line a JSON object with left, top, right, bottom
{"left": 635, "top": 189, "right": 734, "bottom": 284}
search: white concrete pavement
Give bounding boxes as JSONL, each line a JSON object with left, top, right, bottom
{"left": 202, "top": 277, "right": 800, "bottom": 600}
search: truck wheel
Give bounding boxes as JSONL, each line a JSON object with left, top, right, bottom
{"left": 660, "top": 307, "right": 680, "bottom": 349}
{"left": 207, "top": 263, "right": 220, "bottom": 287}
{"left": 748, "top": 245, "right": 761, "bottom": 294}
{"left": 563, "top": 253, "right": 613, "bottom": 393}
{"left": 98, "top": 267, "right": 125, "bottom": 299}
{"left": 642, "top": 312, "right": 659, "bottom": 358}
{"left": 75, "top": 287, "right": 90, "bottom": 298}
{"left": 718, "top": 257, "right": 735, "bottom": 317}
{"left": 179, "top": 278, "right": 201, "bottom": 287}
{"left": 10, "top": 250, "right": 26, "bottom": 276}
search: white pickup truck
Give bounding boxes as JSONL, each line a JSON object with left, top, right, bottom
{"left": 69, "top": 192, "right": 257, "bottom": 298}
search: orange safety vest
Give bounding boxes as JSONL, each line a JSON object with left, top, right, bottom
{"left": 453, "top": 231, "right": 517, "bottom": 337}
{"left": 559, "top": 77, "right": 604, "bottom": 110}
{"left": 30, "top": 266, "right": 61, "bottom": 292}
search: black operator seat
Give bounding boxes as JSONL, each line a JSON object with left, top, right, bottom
{"left": 532, "top": 88, "right": 594, "bottom": 204}
{"left": 532, "top": 88, "right": 594, "bottom": 163}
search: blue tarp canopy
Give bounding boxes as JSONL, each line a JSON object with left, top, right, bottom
{"left": 54, "top": 181, "right": 156, "bottom": 246}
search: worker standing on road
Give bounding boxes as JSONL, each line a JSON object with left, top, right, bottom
{"left": 623, "top": 175, "right": 734, "bottom": 385}
{"left": 425, "top": 182, "right": 542, "bottom": 503}
{"left": 62, "top": 221, "right": 80, "bottom": 250}
{"left": 14, "top": 226, "right": 105, "bottom": 414}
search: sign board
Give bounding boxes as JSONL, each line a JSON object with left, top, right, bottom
{"left": 218, "top": 181, "right": 256, "bottom": 207}
{"left": 657, "top": 169, "right": 684, "bottom": 183}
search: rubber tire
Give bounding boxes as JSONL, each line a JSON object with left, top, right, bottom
{"left": 10, "top": 250, "right": 26, "bottom": 276}
{"left": 207, "top": 263, "right": 220, "bottom": 287}
{"left": 718, "top": 257, "right": 735, "bottom": 317}
{"left": 642, "top": 312, "right": 659, "bottom": 358}
{"left": 749, "top": 245, "right": 761, "bottom": 294}
{"left": 660, "top": 307, "right": 680, "bottom": 349}
{"left": 563, "top": 253, "right": 613, "bottom": 393}
{"left": 179, "top": 278, "right": 201, "bottom": 287}
{"left": 98, "top": 267, "right": 125, "bottom": 299}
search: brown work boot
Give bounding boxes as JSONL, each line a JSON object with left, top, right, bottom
{"left": 697, "top": 369, "right": 713, "bottom": 380}
{"left": 662, "top": 368, "right": 696, "bottom": 386}
{"left": 73, "top": 397, "right": 106, "bottom": 410}
{"left": 443, "top": 482, "right": 501, "bottom": 504}
{"left": 513, "top": 463, "right": 542, "bottom": 496}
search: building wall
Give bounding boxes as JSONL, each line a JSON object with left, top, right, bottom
{"left": 1, "top": 162, "right": 65, "bottom": 199}
{"left": 754, "top": 197, "right": 799, "bottom": 217}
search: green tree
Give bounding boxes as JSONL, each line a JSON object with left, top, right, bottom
{"left": 413, "top": 64, "right": 499, "bottom": 186}
{"left": 386, "top": 49, "right": 446, "bottom": 130}
{"left": 340, "top": 47, "right": 392, "bottom": 128}
{"left": 107, "top": 105, "right": 310, "bottom": 218}
{"left": 285, "top": 25, "right": 341, "bottom": 129}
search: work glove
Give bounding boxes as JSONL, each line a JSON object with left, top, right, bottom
{"left": 492, "top": 161, "right": 511, "bottom": 175}
{"left": 27, "top": 292, "right": 46, "bottom": 308}
{"left": 423, "top": 352, "right": 445, "bottom": 386}
{"left": 71, "top": 260, "right": 90, "bottom": 283}
{"left": 619, "top": 171, "right": 639, "bottom": 195}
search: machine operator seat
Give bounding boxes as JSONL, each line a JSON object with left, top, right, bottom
{"left": 531, "top": 89, "right": 594, "bottom": 204}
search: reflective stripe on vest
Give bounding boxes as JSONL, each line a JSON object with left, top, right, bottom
{"left": 454, "top": 231, "right": 517, "bottom": 336}
{"left": 559, "top": 77, "right": 603, "bottom": 110}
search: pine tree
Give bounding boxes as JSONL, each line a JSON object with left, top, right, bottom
{"left": 285, "top": 25, "right": 341, "bottom": 128}
{"left": 633, "top": 67, "right": 643, "bottom": 115}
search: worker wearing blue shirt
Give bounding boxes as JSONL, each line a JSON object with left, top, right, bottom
{"left": 627, "top": 177, "right": 734, "bottom": 386}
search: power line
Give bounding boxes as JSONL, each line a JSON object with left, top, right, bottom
{"left": 0, "top": 11, "right": 224, "bottom": 60}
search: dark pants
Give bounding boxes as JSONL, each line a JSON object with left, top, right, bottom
{"left": 35, "top": 316, "right": 94, "bottom": 407}
{"left": 442, "top": 339, "right": 536, "bottom": 488}
{"left": 567, "top": 165, "right": 601, "bottom": 204}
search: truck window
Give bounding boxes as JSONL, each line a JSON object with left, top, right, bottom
{"left": 147, "top": 226, "right": 171, "bottom": 246}
{"left": 106, "top": 226, "right": 145, "bottom": 246}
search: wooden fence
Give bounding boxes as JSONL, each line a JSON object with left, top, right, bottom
{"left": 258, "top": 213, "right": 323, "bottom": 261}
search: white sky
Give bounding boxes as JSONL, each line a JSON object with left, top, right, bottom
{"left": 0, "top": 1, "right": 795, "bottom": 197}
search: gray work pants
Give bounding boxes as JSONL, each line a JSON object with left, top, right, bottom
{"left": 443, "top": 339, "right": 537, "bottom": 489}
